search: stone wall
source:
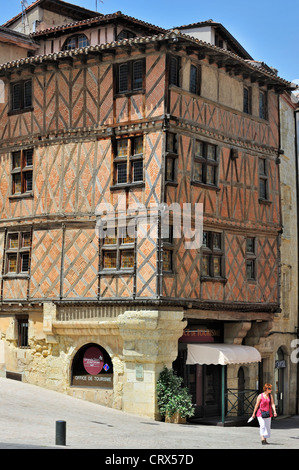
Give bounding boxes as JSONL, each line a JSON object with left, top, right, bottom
{"left": 0, "top": 305, "right": 186, "bottom": 419}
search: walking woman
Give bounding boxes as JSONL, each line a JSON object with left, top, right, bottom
{"left": 252, "top": 383, "right": 277, "bottom": 445}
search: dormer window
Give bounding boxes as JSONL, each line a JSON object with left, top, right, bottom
{"left": 215, "top": 33, "right": 224, "bottom": 48}
{"left": 62, "top": 34, "right": 90, "bottom": 51}
{"left": 117, "top": 30, "right": 136, "bottom": 40}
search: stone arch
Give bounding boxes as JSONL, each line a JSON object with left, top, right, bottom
{"left": 70, "top": 342, "right": 114, "bottom": 389}
{"left": 274, "top": 345, "right": 288, "bottom": 415}
{"left": 68, "top": 337, "right": 117, "bottom": 373}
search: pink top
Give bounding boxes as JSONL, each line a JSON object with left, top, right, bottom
{"left": 257, "top": 393, "right": 273, "bottom": 418}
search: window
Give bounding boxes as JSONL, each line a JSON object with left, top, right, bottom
{"left": 162, "top": 226, "right": 174, "bottom": 273}
{"left": 166, "top": 158, "right": 176, "bottom": 182}
{"left": 101, "top": 228, "right": 135, "bottom": 271}
{"left": 243, "top": 86, "right": 251, "bottom": 114}
{"left": 259, "top": 90, "right": 267, "bottom": 119}
{"left": 163, "top": 249, "right": 173, "bottom": 272}
{"left": 166, "top": 132, "right": 177, "bottom": 154}
{"left": 246, "top": 237, "right": 256, "bottom": 280}
{"left": 201, "top": 231, "right": 224, "bottom": 278}
{"left": 113, "top": 136, "right": 143, "bottom": 186}
{"left": 169, "top": 56, "right": 180, "bottom": 87}
{"left": 132, "top": 60, "right": 143, "bottom": 90}
{"left": 62, "top": 34, "right": 89, "bottom": 50}
{"left": 116, "top": 59, "right": 145, "bottom": 94}
{"left": 119, "top": 63, "right": 129, "bottom": 93}
{"left": 11, "top": 149, "right": 33, "bottom": 195}
{"left": 117, "top": 30, "right": 136, "bottom": 40}
{"left": 258, "top": 158, "right": 268, "bottom": 200}
{"left": 17, "top": 316, "right": 29, "bottom": 348}
{"left": 165, "top": 132, "right": 178, "bottom": 183}
{"left": 193, "top": 140, "right": 218, "bottom": 186}
{"left": 5, "top": 231, "right": 31, "bottom": 275}
{"left": 215, "top": 33, "right": 224, "bottom": 48}
{"left": 132, "top": 160, "right": 143, "bottom": 183}
{"left": 190, "top": 64, "right": 200, "bottom": 95}
{"left": 10, "top": 79, "right": 32, "bottom": 112}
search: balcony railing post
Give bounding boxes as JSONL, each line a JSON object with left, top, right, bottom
{"left": 221, "top": 365, "right": 225, "bottom": 424}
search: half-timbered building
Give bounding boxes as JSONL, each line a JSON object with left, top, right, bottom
{"left": 0, "top": 1, "right": 297, "bottom": 421}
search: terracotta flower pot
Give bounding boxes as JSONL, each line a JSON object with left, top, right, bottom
{"left": 165, "top": 411, "right": 186, "bottom": 424}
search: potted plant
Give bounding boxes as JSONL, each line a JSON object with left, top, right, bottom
{"left": 156, "top": 366, "right": 195, "bottom": 423}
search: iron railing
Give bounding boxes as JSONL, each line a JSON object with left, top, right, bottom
{"left": 225, "top": 389, "right": 259, "bottom": 417}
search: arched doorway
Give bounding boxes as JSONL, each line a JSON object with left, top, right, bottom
{"left": 275, "top": 347, "right": 285, "bottom": 415}
{"left": 71, "top": 343, "right": 113, "bottom": 389}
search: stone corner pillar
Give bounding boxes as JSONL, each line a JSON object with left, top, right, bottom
{"left": 117, "top": 309, "right": 186, "bottom": 420}
{"left": 224, "top": 321, "right": 252, "bottom": 344}
{"left": 245, "top": 320, "right": 274, "bottom": 347}
{"left": 43, "top": 302, "right": 59, "bottom": 344}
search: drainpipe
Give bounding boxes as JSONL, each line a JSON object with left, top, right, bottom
{"left": 294, "top": 109, "right": 299, "bottom": 414}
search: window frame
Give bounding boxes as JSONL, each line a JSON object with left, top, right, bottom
{"left": 62, "top": 34, "right": 90, "bottom": 51}
{"left": 9, "top": 79, "right": 32, "bottom": 114}
{"left": 11, "top": 148, "right": 33, "bottom": 196}
{"left": 165, "top": 157, "right": 176, "bottom": 183}
{"left": 201, "top": 231, "right": 225, "bottom": 280}
{"left": 162, "top": 225, "right": 174, "bottom": 273}
{"left": 112, "top": 135, "right": 144, "bottom": 188}
{"left": 165, "top": 132, "right": 178, "bottom": 184}
{"left": 243, "top": 85, "right": 252, "bottom": 114}
{"left": 117, "top": 30, "right": 136, "bottom": 40}
{"left": 100, "top": 226, "right": 135, "bottom": 273}
{"left": 17, "top": 315, "right": 29, "bottom": 348}
{"left": 5, "top": 231, "right": 31, "bottom": 277}
{"left": 246, "top": 236, "right": 256, "bottom": 281}
{"left": 168, "top": 55, "right": 181, "bottom": 87}
{"left": 259, "top": 90, "right": 268, "bottom": 120}
{"left": 189, "top": 64, "right": 201, "bottom": 95}
{"left": 115, "top": 59, "right": 145, "bottom": 95}
{"left": 258, "top": 157, "right": 269, "bottom": 201}
{"left": 192, "top": 140, "right": 219, "bottom": 188}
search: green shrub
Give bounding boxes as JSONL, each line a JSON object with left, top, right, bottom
{"left": 156, "top": 366, "right": 195, "bottom": 419}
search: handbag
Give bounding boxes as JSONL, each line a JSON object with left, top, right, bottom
{"left": 260, "top": 393, "right": 271, "bottom": 418}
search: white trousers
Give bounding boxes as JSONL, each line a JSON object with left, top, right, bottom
{"left": 257, "top": 416, "right": 272, "bottom": 439}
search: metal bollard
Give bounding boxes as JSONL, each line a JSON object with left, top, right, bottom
{"left": 55, "top": 420, "right": 66, "bottom": 446}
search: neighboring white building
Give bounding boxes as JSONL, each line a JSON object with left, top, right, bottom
{"left": 268, "top": 90, "right": 299, "bottom": 414}
{"left": 176, "top": 19, "right": 253, "bottom": 59}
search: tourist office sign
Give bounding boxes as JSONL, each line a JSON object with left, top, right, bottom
{"left": 179, "top": 326, "right": 222, "bottom": 343}
{"left": 72, "top": 374, "right": 113, "bottom": 388}
{"left": 72, "top": 345, "right": 113, "bottom": 388}
{"left": 83, "top": 346, "right": 104, "bottom": 375}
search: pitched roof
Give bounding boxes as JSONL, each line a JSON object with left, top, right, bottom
{"left": 0, "top": 30, "right": 295, "bottom": 91}
{"left": 31, "top": 11, "right": 166, "bottom": 38}
{"left": 3, "top": 0, "right": 99, "bottom": 28}
{"left": 0, "top": 25, "right": 39, "bottom": 50}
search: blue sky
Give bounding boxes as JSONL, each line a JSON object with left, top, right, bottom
{"left": 1, "top": 0, "right": 298, "bottom": 83}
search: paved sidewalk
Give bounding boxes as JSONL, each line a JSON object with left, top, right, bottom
{"left": 0, "top": 377, "right": 298, "bottom": 450}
